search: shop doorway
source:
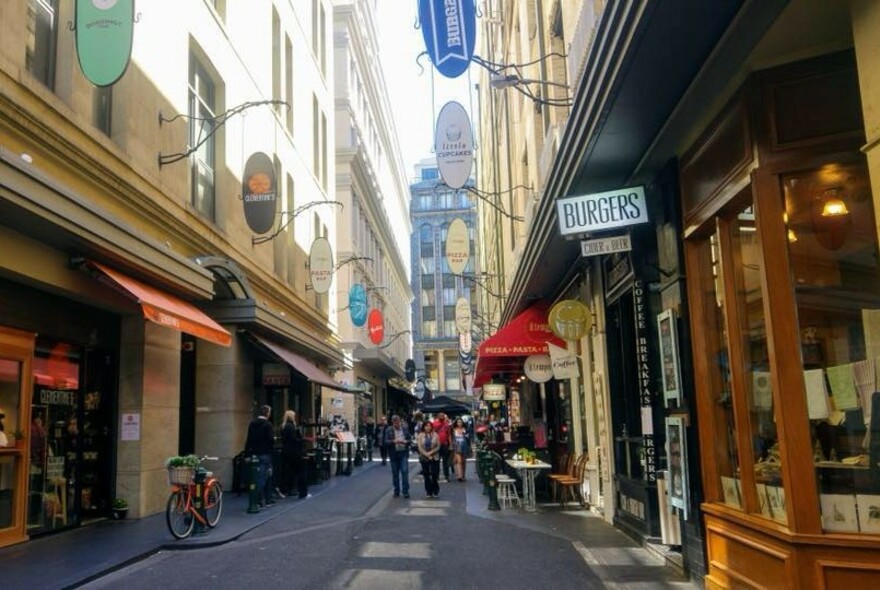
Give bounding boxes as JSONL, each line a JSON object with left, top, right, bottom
{"left": 27, "top": 343, "right": 115, "bottom": 534}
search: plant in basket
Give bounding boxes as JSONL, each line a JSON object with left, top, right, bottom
{"left": 165, "top": 455, "right": 199, "bottom": 485}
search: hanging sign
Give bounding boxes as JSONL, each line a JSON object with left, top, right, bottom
{"left": 405, "top": 359, "right": 416, "bottom": 382}
{"left": 446, "top": 218, "right": 470, "bottom": 274}
{"left": 454, "top": 297, "right": 471, "bottom": 333}
{"left": 547, "top": 342, "right": 578, "bottom": 380}
{"left": 459, "top": 331, "right": 473, "bottom": 354}
{"left": 418, "top": 0, "right": 476, "bottom": 79}
{"left": 548, "top": 299, "right": 592, "bottom": 341}
{"left": 367, "top": 308, "right": 384, "bottom": 345}
{"left": 349, "top": 284, "right": 368, "bottom": 327}
{"left": 556, "top": 186, "right": 649, "bottom": 236}
{"left": 242, "top": 152, "right": 278, "bottom": 234}
{"left": 309, "top": 237, "right": 334, "bottom": 294}
{"left": 75, "top": 0, "right": 135, "bottom": 87}
{"left": 435, "top": 102, "right": 474, "bottom": 189}
{"left": 581, "top": 234, "right": 632, "bottom": 257}
{"left": 482, "top": 383, "right": 506, "bottom": 401}
{"left": 524, "top": 355, "right": 553, "bottom": 383}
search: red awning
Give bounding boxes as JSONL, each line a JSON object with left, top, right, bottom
{"left": 252, "top": 335, "right": 358, "bottom": 393}
{"left": 89, "top": 261, "right": 232, "bottom": 347}
{"left": 474, "top": 302, "right": 566, "bottom": 387}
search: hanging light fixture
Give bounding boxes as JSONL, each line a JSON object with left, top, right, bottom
{"left": 821, "top": 188, "right": 849, "bottom": 217}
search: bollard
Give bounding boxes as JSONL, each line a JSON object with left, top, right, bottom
{"left": 247, "top": 455, "right": 261, "bottom": 513}
{"left": 487, "top": 472, "right": 501, "bottom": 511}
{"left": 193, "top": 466, "right": 208, "bottom": 534}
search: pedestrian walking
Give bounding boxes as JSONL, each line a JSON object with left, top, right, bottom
{"left": 384, "top": 414, "right": 412, "bottom": 498}
{"left": 432, "top": 412, "right": 452, "bottom": 482}
{"left": 376, "top": 415, "right": 389, "bottom": 465}
{"left": 416, "top": 420, "right": 440, "bottom": 498}
{"left": 245, "top": 404, "right": 276, "bottom": 506}
{"left": 281, "top": 410, "right": 308, "bottom": 499}
{"left": 451, "top": 417, "right": 471, "bottom": 482}
{"left": 365, "top": 418, "right": 375, "bottom": 462}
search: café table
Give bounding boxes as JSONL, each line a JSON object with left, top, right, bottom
{"left": 505, "top": 459, "right": 551, "bottom": 512}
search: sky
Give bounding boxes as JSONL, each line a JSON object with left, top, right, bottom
{"left": 376, "top": 2, "right": 480, "bottom": 182}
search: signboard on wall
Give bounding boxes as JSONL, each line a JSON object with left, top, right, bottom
{"left": 309, "top": 237, "right": 334, "bottom": 294}
{"left": 482, "top": 383, "right": 506, "bottom": 401}
{"left": 349, "top": 284, "right": 368, "bottom": 327}
{"left": 556, "top": 186, "right": 648, "bottom": 236}
{"left": 242, "top": 152, "right": 278, "bottom": 234}
{"left": 368, "top": 309, "right": 384, "bottom": 345}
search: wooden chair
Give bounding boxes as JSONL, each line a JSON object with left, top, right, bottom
{"left": 547, "top": 453, "right": 576, "bottom": 503}
{"left": 556, "top": 453, "right": 589, "bottom": 507}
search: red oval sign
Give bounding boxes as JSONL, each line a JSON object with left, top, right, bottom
{"left": 368, "top": 309, "right": 384, "bottom": 345}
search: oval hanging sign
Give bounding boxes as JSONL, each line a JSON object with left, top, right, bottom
{"left": 459, "top": 331, "right": 473, "bottom": 354}
{"left": 242, "top": 152, "right": 278, "bottom": 234}
{"left": 75, "top": 0, "right": 135, "bottom": 87}
{"left": 349, "top": 284, "right": 368, "bottom": 327}
{"left": 454, "top": 297, "right": 471, "bottom": 333}
{"left": 524, "top": 355, "right": 553, "bottom": 383}
{"left": 548, "top": 299, "right": 593, "bottom": 341}
{"left": 418, "top": 0, "right": 476, "bottom": 79}
{"left": 368, "top": 309, "right": 384, "bottom": 345}
{"left": 435, "top": 101, "right": 474, "bottom": 190}
{"left": 446, "top": 218, "right": 470, "bottom": 274}
{"left": 309, "top": 237, "right": 334, "bottom": 294}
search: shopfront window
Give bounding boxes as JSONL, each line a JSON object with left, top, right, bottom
{"left": 783, "top": 163, "right": 880, "bottom": 534}
{"left": 693, "top": 230, "right": 741, "bottom": 509}
{"left": 0, "top": 358, "right": 23, "bottom": 530}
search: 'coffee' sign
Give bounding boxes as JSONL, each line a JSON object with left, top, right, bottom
{"left": 556, "top": 186, "right": 648, "bottom": 236}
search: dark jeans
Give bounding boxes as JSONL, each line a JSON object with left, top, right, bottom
{"left": 421, "top": 459, "right": 440, "bottom": 496}
{"left": 439, "top": 445, "right": 451, "bottom": 480}
{"left": 366, "top": 438, "right": 374, "bottom": 461}
{"left": 379, "top": 443, "right": 388, "bottom": 464}
{"left": 389, "top": 449, "right": 410, "bottom": 496}
{"left": 256, "top": 454, "right": 273, "bottom": 503}
{"left": 283, "top": 454, "right": 308, "bottom": 498}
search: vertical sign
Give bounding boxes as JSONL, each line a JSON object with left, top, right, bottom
{"left": 633, "top": 280, "right": 656, "bottom": 483}
{"left": 418, "top": 0, "right": 477, "bottom": 79}
{"left": 75, "top": 0, "right": 135, "bottom": 87}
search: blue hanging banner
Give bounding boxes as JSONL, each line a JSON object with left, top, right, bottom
{"left": 418, "top": 0, "right": 476, "bottom": 79}
{"left": 349, "top": 284, "right": 368, "bottom": 327}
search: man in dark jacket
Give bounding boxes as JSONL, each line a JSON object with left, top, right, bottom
{"left": 375, "top": 416, "right": 389, "bottom": 465}
{"left": 245, "top": 405, "right": 275, "bottom": 507}
{"left": 384, "top": 414, "right": 412, "bottom": 498}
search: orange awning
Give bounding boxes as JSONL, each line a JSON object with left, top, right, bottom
{"left": 252, "top": 335, "right": 359, "bottom": 393}
{"left": 89, "top": 261, "right": 231, "bottom": 347}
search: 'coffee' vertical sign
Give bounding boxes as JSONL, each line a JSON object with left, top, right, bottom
{"left": 633, "top": 280, "right": 656, "bottom": 483}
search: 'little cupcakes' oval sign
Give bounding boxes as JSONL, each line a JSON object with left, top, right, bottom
{"left": 435, "top": 101, "right": 473, "bottom": 190}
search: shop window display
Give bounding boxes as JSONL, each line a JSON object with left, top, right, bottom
{"left": 0, "top": 358, "right": 23, "bottom": 530}
{"left": 783, "top": 163, "right": 880, "bottom": 533}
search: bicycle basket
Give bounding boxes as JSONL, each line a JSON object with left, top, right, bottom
{"left": 167, "top": 466, "right": 195, "bottom": 485}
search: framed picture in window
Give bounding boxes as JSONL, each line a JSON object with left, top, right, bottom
{"left": 665, "top": 416, "right": 688, "bottom": 513}
{"left": 657, "top": 309, "right": 682, "bottom": 408}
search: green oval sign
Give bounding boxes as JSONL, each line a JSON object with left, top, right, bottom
{"left": 75, "top": 0, "right": 135, "bottom": 87}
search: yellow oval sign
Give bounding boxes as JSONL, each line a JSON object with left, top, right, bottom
{"left": 446, "top": 218, "right": 470, "bottom": 274}
{"left": 548, "top": 299, "right": 592, "bottom": 341}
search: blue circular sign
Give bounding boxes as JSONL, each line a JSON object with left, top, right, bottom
{"left": 349, "top": 284, "right": 368, "bottom": 327}
{"left": 419, "top": 0, "right": 476, "bottom": 79}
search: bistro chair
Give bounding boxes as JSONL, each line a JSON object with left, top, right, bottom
{"left": 548, "top": 453, "right": 575, "bottom": 502}
{"left": 496, "top": 476, "right": 521, "bottom": 509}
{"left": 556, "top": 453, "right": 589, "bottom": 508}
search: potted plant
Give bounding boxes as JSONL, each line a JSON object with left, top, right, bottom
{"left": 112, "top": 498, "right": 128, "bottom": 520}
{"left": 13, "top": 429, "right": 24, "bottom": 449}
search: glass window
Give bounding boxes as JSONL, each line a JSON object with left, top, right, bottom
{"left": 188, "top": 55, "right": 216, "bottom": 220}
{"left": 693, "top": 224, "right": 741, "bottom": 510}
{"left": 92, "top": 86, "right": 112, "bottom": 136}
{"left": 422, "top": 321, "right": 437, "bottom": 338}
{"left": 444, "top": 356, "right": 461, "bottom": 391}
{"left": 783, "top": 163, "right": 880, "bottom": 534}
{"left": 26, "top": 0, "right": 58, "bottom": 89}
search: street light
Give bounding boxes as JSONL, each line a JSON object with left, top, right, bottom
{"left": 489, "top": 73, "right": 570, "bottom": 91}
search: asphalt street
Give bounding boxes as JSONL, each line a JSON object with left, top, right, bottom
{"left": 79, "top": 460, "right": 695, "bottom": 589}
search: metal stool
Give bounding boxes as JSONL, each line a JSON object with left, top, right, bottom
{"left": 495, "top": 475, "right": 521, "bottom": 509}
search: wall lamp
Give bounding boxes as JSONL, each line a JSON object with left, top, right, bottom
{"left": 489, "top": 73, "right": 570, "bottom": 91}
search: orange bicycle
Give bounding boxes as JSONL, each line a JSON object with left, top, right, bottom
{"left": 165, "top": 455, "right": 223, "bottom": 539}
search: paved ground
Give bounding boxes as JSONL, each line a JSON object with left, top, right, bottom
{"left": 0, "top": 459, "right": 696, "bottom": 589}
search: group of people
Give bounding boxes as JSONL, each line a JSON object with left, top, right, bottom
{"left": 244, "top": 405, "right": 309, "bottom": 509}
{"left": 374, "top": 412, "right": 472, "bottom": 499}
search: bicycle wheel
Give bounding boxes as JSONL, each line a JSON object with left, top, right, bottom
{"left": 165, "top": 490, "right": 194, "bottom": 540}
{"left": 203, "top": 480, "right": 223, "bottom": 528}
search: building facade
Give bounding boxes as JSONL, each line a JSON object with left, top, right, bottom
{"left": 475, "top": 0, "right": 880, "bottom": 586}
{"left": 0, "top": 0, "right": 395, "bottom": 547}
{"left": 332, "top": 0, "right": 414, "bottom": 428}
{"left": 410, "top": 159, "right": 478, "bottom": 403}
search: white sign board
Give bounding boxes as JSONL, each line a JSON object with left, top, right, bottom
{"left": 581, "top": 234, "right": 632, "bottom": 257}
{"left": 556, "top": 186, "right": 648, "bottom": 236}
{"left": 523, "top": 355, "right": 553, "bottom": 383}
{"left": 455, "top": 297, "right": 471, "bottom": 333}
{"left": 482, "top": 383, "right": 506, "bottom": 401}
{"left": 547, "top": 342, "right": 578, "bottom": 380}
{"left": 446, "top": 218, "right": 470, "bottom": 274}
{"left": 121, "top": 412, "right": 141, "bottom": 441}
{"left": 309, "top": 237, "right": 334, "bottom": 294}
{"left": 435, "top": 101, "right": 474, "bottom": 189}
